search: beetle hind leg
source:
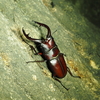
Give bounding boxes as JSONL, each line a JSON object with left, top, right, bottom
{"left": 67, "top": 67, "right": 81, "bottom": 78}
{"left": 61, "top": 53, "right": 66, "bottom": 56}
{"left": 52, "top": 76, "right": 69, "bottom": 91}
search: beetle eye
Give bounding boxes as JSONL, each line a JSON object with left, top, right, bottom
{"left": 47, "top": 36, "right": 52, "bottom": 40}
{"left": 46, "top": 37, "right": 51, "bottom": 42}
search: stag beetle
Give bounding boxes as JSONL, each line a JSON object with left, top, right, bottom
{"left": 22, "top": 21, "right": 80, "bottom": 90}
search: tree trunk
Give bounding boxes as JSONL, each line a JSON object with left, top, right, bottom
{"left": 0, "top": 0, "right": 100, "bottom": 100}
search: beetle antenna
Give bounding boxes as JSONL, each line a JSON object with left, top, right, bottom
{"left": 52, "top": 25, "right": 60, "bottom": 35}
{"left": 52, "top": 30, "right": 57, "bottom": 34}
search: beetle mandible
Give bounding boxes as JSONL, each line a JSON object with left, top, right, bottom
{"left": 22, "top": 21, "right": 80, "bottom": 90}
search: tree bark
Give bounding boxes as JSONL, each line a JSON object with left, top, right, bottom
{"left": 0, "top": 0, "right": 100, "bottom": 100}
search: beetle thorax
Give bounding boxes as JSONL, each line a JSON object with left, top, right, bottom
{"left": 41, "top": 37, "right": 55, "bottom": 52}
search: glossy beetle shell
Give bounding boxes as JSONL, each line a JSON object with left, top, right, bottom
{"left": 47, "top": 53, "right": 67, "bottom": 78}
{"left": 22, "top": 21, "right": 80, "bottom": 90}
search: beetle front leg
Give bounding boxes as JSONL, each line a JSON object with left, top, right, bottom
{"left": 29, "top": 45, "right": 43, "bottom": 56}
{"left": 26, "top": 45, "right": 46, "bottom": 63}
{"left": 28, "top": 45, "right": 38, "bottom": 55}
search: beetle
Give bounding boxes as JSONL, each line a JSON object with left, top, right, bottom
{"left": 22, "top": 21, "right": 80, "bottom": 90}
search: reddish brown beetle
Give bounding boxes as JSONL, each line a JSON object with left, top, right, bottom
{"left": 22, "top": 21, "right": 80, "bottom": 90}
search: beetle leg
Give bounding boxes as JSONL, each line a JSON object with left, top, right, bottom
{"left": 29, "top": 45, "right": 38, "bottom": 55}
{"left": 61, "top": 53, "right": 66, "bottom": 56}
{"left": 26, "top": 60, "right": 46, "bottom": 63}
{"left": 53, "top": 76, "right": 69, "bottom": 91}
{"left": 29, "top": 45, "right": 43, "bottom": 55}
{"left": 67, "top": 67, "right": 80, "bottom": 78}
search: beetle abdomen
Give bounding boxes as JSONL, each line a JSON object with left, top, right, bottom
{"left": 47, "top": 53, "right": 67, "bottom": 78}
